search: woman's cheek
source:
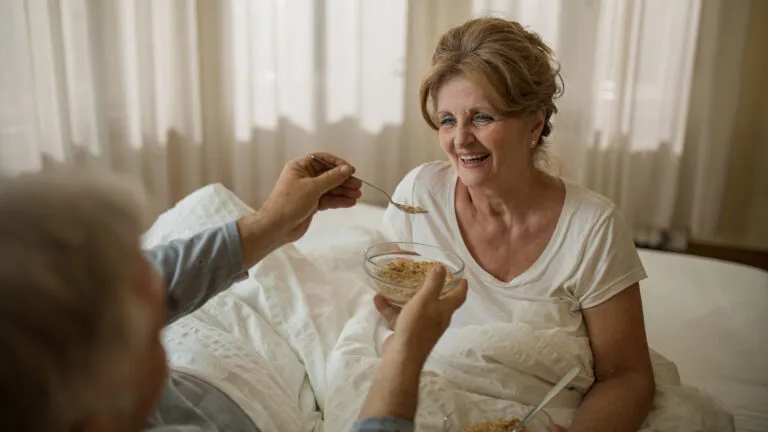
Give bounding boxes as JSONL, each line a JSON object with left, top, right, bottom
{"left": 437, "top": 132, "right": 455, "bottom": 158}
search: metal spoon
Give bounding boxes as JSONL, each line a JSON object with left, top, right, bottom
{"left": 512, "top": 366, "right": 581, "bottom": 432}
{"left": 310, "top": 155, "right": 428, "bottom": 214}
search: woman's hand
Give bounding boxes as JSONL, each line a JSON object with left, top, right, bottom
{"left": 260, "top": 152, "right": 363, "bottom": 243}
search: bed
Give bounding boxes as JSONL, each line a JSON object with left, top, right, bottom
{"left": 144, "top": 184, "right": 768, "bottom": 432}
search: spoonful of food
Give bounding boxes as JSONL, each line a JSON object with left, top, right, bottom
{"left": 310, "top": 155, "right": 428, "bottom": 214}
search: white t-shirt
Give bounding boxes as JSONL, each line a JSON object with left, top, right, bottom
{"left": 383, "top": 161, "right": 647, "bottom": 338}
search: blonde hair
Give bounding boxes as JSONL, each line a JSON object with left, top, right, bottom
{"left": 419, "top": 17, "right": 564, "bottom": 160}
{"left": 0, "top": 171, "right": 151, "bottom": 431}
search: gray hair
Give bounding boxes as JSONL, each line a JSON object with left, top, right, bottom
{"left": 0, "top": 171, "right": 151, "bottom": 431}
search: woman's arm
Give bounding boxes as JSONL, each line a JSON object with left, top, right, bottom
{"left": 568, "top": 283, "right": 655, "bottom": 431}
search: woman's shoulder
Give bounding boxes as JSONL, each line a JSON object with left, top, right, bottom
{"left": 561, "top": 178, "right": 621, "bottom": 225}
{"left": 557, "top": 179, "right": 645, "bottom": 308}
{"left": 396, "top": 160, "right": 454, "bottom": 196}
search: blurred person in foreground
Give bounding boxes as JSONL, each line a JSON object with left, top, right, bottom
{"left": 0, "top": 153, "right": 467, "bottom": 432}
{"left": 377, "top": 17, "right": 656, "bottom": 432}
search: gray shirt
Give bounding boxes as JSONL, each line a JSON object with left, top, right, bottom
{"left": 143, "top": 221, "right": 414, "bottom": 432}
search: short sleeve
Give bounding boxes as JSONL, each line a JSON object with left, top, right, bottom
{"left": 574, "top": 207, "right": 647, "bottom": 309}
{"left": 382, "top": 165, "right": 422, "bottom": 242}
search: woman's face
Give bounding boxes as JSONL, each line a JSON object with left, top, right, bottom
{"left": 435, "top": 75, "right": 542, "bottom": 190}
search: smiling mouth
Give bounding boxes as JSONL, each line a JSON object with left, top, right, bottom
{"left": 458, "top": 154, "right": 490, "bottom": 164}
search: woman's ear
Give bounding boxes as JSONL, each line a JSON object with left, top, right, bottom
{"left": 529, "top": 108, "right": 546, "bottom": 138}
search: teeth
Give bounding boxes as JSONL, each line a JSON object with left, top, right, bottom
{"left": 459, "top": 154, "right": 488, "bottom": 162}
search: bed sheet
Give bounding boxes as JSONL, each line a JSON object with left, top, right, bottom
{"left": 638, "top": 250, "right": 768, "bottom": 432}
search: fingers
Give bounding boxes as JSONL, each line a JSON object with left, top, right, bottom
{"left": 341, "top": 176, "right": 363, "bottom": 190}
{"left": 318, "top": 195, "right": 357, "bottom": 210}
{"left": 440, "top": 279, "right": 468, "bottom": 313}
{"left": 374, "top": 295, "right": 400, "bottom": 329}
{"left": 413, "top": 265, "right": 447, "bottom": 302}
{"left": 313, "top": 164, "right": 355, "bottom": 194}
{"left": 302, "top": 153, "right": 357, "bottom": 194}
{"left": 327, "top": 185, "right": 363, "bottom": 200}
{"left": 309, "top": 152, "right": 351, "bottom": 171}
{"left": 297, "top": 153, "right": 363, "bottom": 204}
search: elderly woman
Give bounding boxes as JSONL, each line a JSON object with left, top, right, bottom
{"left": 0, "top": 154, "right": 467, "bottom": 432}
{"left": 376, "top": 18, "right": 656, "bottom": 431}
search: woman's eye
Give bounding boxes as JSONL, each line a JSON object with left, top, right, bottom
{"left": 473, "top": 114, "right": 494, "bottom": 123}
{"left": 439, "top": 116, "right": 456, "bottom": 126}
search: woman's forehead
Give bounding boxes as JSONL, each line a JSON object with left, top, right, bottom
{"left": 435, "top": 75, "right": 493, "bottom": 111}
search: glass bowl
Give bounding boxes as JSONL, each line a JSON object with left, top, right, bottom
{"left": 362, "top": 241, "right": 465, "bottom": 307}
{"left": 442, "top": 399, "right": 554, "bottom": 432}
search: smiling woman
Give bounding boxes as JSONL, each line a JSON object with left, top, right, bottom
{"left": 380, "top": 17, "right": 657, "bottom": 432}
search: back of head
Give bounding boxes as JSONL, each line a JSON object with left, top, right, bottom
{"left": 420, "top": 17, "right": 563, "bottom": 167}
{"left": 0, "top": 172, "right": 148, "bottom": 431}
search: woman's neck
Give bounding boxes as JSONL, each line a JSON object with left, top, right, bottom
{"left": 464, "top": 168, "right": 556, "bottom": 225}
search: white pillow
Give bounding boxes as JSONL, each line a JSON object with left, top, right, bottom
{"left": 142, "top": 183, "right": 254, "bottom": 249}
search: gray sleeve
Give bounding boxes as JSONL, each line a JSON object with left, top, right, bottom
{"left": 145, "top": 221, "right": 249, "bottom": 325}
{"left": 351, "top": 417, "right": 414, "bottom": 432}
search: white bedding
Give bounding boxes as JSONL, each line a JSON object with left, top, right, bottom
{"left": 143, "top": 184, "right": 766, "bottom": 431}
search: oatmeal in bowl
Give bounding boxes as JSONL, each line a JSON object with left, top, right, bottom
{"left": 362, "top": 242, "right": 465, "bottom": 307}
{"left": 442, "top": 399, "right": 554, "bottom": 432}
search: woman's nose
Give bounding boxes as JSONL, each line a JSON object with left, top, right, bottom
{"left": 453, "top": 124, "right": 475, "bottom": 147}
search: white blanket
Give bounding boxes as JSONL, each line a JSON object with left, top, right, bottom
{"left": 143, "top": 184, "right": 734, "bottom": 432}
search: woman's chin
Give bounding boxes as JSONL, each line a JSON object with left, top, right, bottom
{"left": 456, "top": 169, "right": 491, "bottom": 188}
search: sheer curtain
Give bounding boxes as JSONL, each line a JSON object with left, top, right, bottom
{"left": 0, "top": 0, "right": 754, "bottom": 246}
{"left": 0, "top": 0, "right": 413, "bottom": 214}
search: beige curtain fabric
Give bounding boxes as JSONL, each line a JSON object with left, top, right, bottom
{"left": 712, "top": 0, "right": 768, "bottom": 250}
{"left": 1, "top": 0, "right": 417, "bottom": 215}
{"left": 0, "top": 0, "right": 761, "bottom": 248}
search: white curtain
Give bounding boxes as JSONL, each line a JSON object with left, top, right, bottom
{"left": 1, "top": 0, "right": 415, "bottom": 214}
{"left": 0, "top": 0, "right": 754, "bottom": 246}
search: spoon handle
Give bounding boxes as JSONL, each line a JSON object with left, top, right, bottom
{"left": 514, "top": 366, "right": 581, "bottom": 431}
